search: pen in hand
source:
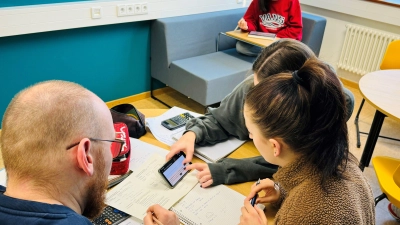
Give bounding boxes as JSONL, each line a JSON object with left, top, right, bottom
{"left": 250, "top": 178, "right": 260, "bottom": 207}
{"left": 152, "top": 214, "right": 164, "bottom": 225}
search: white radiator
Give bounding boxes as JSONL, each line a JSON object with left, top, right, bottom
{"left": 338, "top": 24, "right": 400, "bottom": 75}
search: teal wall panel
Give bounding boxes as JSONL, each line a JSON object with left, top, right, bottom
{"left": 0, "top": 0, "right": 89, "bottom": 7}
{"left": 0, "top": 21, "right": 152, "bottom": 124}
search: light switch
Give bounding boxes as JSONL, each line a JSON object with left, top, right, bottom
{"left": 91, "top": 6, "right": 102, "bottom": 19}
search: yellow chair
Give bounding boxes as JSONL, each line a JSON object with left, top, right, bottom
{"left": 354, "top": 40, "right": 400, "bottom": 148}
{"left": 372, "top": 156, "right": 400, "bottom": 207}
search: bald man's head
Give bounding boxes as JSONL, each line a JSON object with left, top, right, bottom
{"left": 1, "top": 80, "right": 113, "bottom": 183}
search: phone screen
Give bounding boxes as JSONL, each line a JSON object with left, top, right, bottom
{"left": 159, "top": 152, "right": 190, "bottom": 188}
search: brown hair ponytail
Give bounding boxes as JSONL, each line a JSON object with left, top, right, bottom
{"left": 245, "top": 59, "right": 350, "bottom": 186}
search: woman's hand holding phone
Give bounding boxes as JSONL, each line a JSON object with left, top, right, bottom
{"left": 185, "top": 163, "right": 214, "bottom": 188}
{"left": 167, "top": 131, "right": 196, "bottom": 163}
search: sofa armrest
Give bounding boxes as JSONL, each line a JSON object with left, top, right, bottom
{"left": 301, "top": 12, "right": 327, "bottom": 57}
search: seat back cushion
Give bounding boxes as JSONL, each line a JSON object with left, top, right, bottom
{"left": 151, "top": 8, "right": 246, "bottom": 66}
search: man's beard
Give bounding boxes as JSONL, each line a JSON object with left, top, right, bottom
{"left": 82, "top": 149, "right": 109, "bottom": 220}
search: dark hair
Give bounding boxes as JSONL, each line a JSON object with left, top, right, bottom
{"left": 258, "top": 0, "right": 273, "bottom": 13}
{"left": 245, "top": 59, "right": 350, "bottom": 186}
{"left": 253, "top": 39, "right": 316, "bottom": 81}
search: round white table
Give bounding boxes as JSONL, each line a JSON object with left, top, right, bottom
{"left": 358, "top": 69, "right": 400, "bottom": 171}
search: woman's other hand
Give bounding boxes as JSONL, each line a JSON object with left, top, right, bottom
{"left": 245, "top": 178, "right": 280, "bottom": 204}
{"left": 239, "top": 200, "right": 268, "bottom": 225}
{"left": 185, "top": 163, "right": 213, "bottom": 188}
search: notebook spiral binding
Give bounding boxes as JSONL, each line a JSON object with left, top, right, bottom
{"left": 170, "top": 208, "right": 199, "bottom": 225}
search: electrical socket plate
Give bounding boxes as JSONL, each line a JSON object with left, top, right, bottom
{"left": 117, "top": 2, "right": 148, "bottom": 16}
{"left": 236, "top": 0, "right": 243, "bottom": 3}
{"left": 141, "top": 3, "right": 148, "bottom": 14}
{"left": 126, "top": 4, "right": 135, "bottom": 15}
{"left": 117, "top": 4, "right": 127, "bottom": 16}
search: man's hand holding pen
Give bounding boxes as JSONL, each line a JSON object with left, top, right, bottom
{"left": 143, "top": 204, "right": 179, "bottom": 225}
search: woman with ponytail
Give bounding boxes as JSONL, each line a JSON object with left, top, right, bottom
{"left": 175, "top": 39, "right": 355, "bottom": 189}
{"left": 238, "top": 59, "right": 375, "bottom": 224}
{"left": 236, "top": 0, "right": 302, "bottom": 56}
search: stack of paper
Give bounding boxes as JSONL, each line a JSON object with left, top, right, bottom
{"left": 145, "top": 106, "right": 202, "bottom": 146}
{"left": 146, "top": 107, "right": 245, "bottom": 163}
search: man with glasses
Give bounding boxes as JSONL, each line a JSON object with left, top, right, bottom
{"left": 0, "top": 80, "right": 122, "bottom": 224}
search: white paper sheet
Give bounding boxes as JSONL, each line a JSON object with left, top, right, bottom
{"left": 128, "top": 137, "right": 169, "bottom": 172}
{"left": 106, "top": 154, "right": 198, "bottom": 221}
{"left": 0, "top": 168, "right": 6, "bottom": 187}
{"left": 145, "top": 106, "right": 202, "bottom": 146}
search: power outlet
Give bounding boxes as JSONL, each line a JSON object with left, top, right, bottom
{"left": 236, "top": 0, "right": 243, "bottom": 3}
{"left": 134, "top": 4, "right": 142, "bottom": 14}
{"left": 141, "top": 3, "right": 148, "bottom": 14}
{"left": 126, "top": 4, "right": 135, "bottom": 15}
{"left": 117, "top": 2, "right": 148, "bottom": 17}
{"left": 117, "top": 4, "right": 127, "bottom": 16}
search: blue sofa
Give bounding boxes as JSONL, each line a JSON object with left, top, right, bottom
{"left": 150, "top": 9, "right": 326, "bottom": 107}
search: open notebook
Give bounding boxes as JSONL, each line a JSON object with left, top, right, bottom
{"left": 170, "top": 184, "right": 265, "bottom": 225}
{"left": 171, "top": 130, "right": 245, "bottom": 163}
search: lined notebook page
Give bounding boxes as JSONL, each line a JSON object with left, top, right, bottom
{"left": 170, "top": 184, "right": 246, "bottom": 225}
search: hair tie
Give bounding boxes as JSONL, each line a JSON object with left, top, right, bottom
{"left": 292, "top": 70, "right": 305, "bottom": 86}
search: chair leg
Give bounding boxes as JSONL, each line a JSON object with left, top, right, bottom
{"left": 150, "top": 77, "right": 172, "bottom": 108}
{"left": 374, "top": 193, "right": 387, "bottom": 206}
{"left": 354, "top": 98, "right": 400, "bottom": 147}
{"left": 354, "top": 99, "right": 365, "bottom": 148}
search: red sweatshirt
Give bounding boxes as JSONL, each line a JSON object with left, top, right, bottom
{"left": 243, "top": 0, "right": 302, "bottom": 40}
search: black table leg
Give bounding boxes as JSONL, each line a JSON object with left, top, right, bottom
{"left": 359, "top": 110, "right": 386, "bottom": 171}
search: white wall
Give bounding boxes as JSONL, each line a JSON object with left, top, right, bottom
{"left": 2, "top": 0, "right": 399, "bottom": 82}
{"left": 0, "top": 0, "right": 249, "bottom": 38}
{"left": 301, "top": 0, "right": 400, "bottom": 83}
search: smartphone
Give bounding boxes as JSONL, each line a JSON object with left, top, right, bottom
{"left": 158, "top": 152, "right": 190, "bottom": 188}
{"left": 161, "top": 112, "right": 194, "bottom": 130}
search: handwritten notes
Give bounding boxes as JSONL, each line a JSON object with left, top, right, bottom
{"left": 106, "top": 154, "right": 198, "bottom": 221}
{"left": 170, "top": 184, "right": 258, "bottom": 225}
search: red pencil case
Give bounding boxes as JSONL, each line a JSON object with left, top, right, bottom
{"left": 110, "top": 122, "right": 131, "bottom": 175}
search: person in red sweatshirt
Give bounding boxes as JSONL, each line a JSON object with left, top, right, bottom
{"left": 237, "top": 0, "right": 302, "bottom": 56}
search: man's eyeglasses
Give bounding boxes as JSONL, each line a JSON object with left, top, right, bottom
{"left": 66, "top": 138, "right": 126, "bottom": 159}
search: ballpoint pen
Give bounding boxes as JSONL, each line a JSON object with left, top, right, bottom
{"left": 152, "top": 214, "right": 165, "bottom": 225}
{"left": 250, "top": 178, "right": 260, "bottom": 206}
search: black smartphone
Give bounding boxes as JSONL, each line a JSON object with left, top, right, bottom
{"left": 158, "top": 152, "right": 190, "bottom": 188}
{"left": 161, "top": 112, "right": 194, "bottom": 130}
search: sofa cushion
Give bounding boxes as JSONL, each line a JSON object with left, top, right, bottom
{"left": 168, "top": 48, "right": 255, "bottom": 105}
